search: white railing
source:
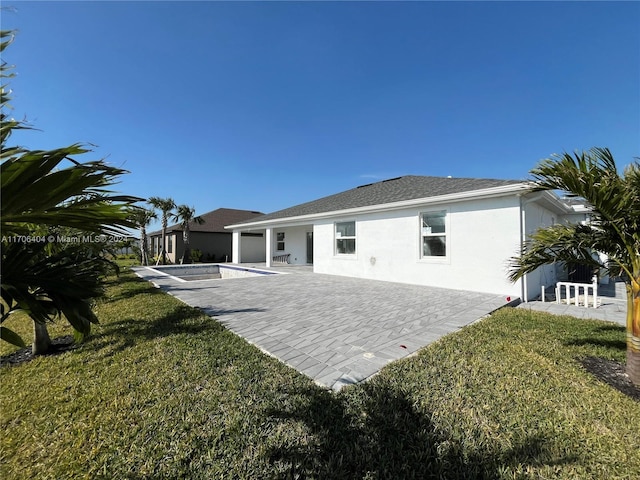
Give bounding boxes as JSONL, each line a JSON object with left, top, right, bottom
{"left": 551, "top": 275, "right": 599, "bottom": 308}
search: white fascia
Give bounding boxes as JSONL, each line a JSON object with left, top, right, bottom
{"left": 519, "top": 190, "right": 574, "bottom": 215}
{"left": 226, "top": 183, "right": 534, "bottom": 231}
{"left": 571, "top": 203, "right": 592, "bottom": 213}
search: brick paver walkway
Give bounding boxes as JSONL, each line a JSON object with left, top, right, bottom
{"left": 134, "top": 266, "right": 514, "bottom": 390}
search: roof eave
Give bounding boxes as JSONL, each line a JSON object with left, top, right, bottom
{"left": 227, "top": 182, "right": 533, "bottom": 230}
{"left": 525, "top": 190, "right": 575, "bottom": 215}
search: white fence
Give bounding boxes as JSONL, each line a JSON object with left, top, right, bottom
{"left": 541, "top": 275, "right": 599, "bottom": 308}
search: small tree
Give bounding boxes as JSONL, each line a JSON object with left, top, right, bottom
{"left": 509, "top": 148, "right": 640, "bottom": 385}
{"left": 148, "top": 196, "right": 176, "bottom": 265}
{"left": 173, "top": 205, "right": 204, "bottom": 264}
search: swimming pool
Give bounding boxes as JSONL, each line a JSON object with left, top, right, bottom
{"left": 146, "top": 264, "right": 280, "bottom": 282}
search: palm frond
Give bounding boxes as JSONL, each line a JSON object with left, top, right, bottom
{"left": 530, "top": 148, "right": 630, "bottom": 224}
{"left": 173, "top": 205, "right": 204, "bottom": 226}
{"left": 148, "top": 197, "right": 176, "bottom": 219}
{"left": 520, "top": 148, "right": 639, "bottom": 280}
{"left": 509, "top": 224, "right": 604, "bottom": 282}
{"left": 1, "top": 153, "right": 143, "bottom": 236}
{"left": 130, "top": 207, "right": 157, "bottom": 227}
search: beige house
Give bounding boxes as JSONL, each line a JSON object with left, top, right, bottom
{"left": 149, "top": 208, "right": 263, "bottom": 264}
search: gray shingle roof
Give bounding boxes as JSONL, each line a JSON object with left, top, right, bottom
{"left": 232, "top": 175, "right": 525, "bottom": 226}
{"left": 149, "top": 208, "right": 263, "bottom": 236}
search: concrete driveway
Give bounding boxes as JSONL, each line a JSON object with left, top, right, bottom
{"left": 133, "top": 265, "right": 513, "bottom": 390}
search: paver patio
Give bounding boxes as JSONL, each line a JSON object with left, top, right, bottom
{"left": 134, "top": 265, "right": 516, "bottom": 390}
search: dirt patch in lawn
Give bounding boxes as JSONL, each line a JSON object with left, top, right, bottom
{"left": 579, "top": 356, "right": 640, "bottom": 402}
{"left": 1, "top": 335, "right": 77, "bottom": 367}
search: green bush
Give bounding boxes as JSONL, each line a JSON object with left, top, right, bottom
{"left": 190, "top": 248, "right": 202, "bottom": 263}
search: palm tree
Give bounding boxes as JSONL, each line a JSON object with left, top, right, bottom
{"left": 173, "top": 205, "right": 204, "bottom": 264}
{"left": 148, "top": 196, "right": 176, "bottom": 265}
{"left": 132, "top": 207, "right": 157, "bottom": 265}
{"left": 1, "top": 30, "right": 143, "bottom": 353}
{"left": 2, "top": 238, "right": 125, "bottom": 353}
{"left": 1, "top": 149, "right": 142, "bottom": 354}
{"left": 509, "top": 148, "right": 640, "bottom": 385}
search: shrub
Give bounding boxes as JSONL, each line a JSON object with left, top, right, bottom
{"left": 190, "top": 248, "right": 203, "bottom": 263}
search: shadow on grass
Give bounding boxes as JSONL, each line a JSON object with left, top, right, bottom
{"left": 87, "top": 304, "right": 223, "bottom": 358}
{"left": 579, "top": 356, "right": 640, "bottom": 402}
{"left": 566, "top": 338, "right": 627, "bottom": 351}
{"left": 594, "top": 324, "right": 626, "bottom": 333}
{"left": 562, "top": 323, "right": 626, "bottom": 351}
{"left": 266, "top": 384, "right": 579, "bottom": 479}
{"left": 100, "top": 274, "right": 166, "bottom": 303}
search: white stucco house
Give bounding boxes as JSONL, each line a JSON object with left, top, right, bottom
{"left": 226, "top": 176, "right": 588, "bottom": 301}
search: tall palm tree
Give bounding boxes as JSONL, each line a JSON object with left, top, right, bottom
{"left": 148, "top": 196, "right": 176, "bottom": 265}
{"left": 173, "top": 205, "right": 204, "bottom": 264}
{"left": 509, "top": 148, "right": 640, "bottom": 385}
{"left": 132, "top": 207, "right": 157, "bottom": 266}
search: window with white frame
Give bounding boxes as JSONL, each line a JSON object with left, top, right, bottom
{"left": 335, "top": 221, "right": 356, "bottom": 255}
{"left": 276, "top": 232, "right": 285, "bottom": 251}
{"left": 421, "top": 211, "right": 446, "bottom": 257}
{"left": 167, "top": 235, "right": 173, "bottom": 254}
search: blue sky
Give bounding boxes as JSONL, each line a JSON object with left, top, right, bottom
{"left": 3, "top": 1, "right": 639, "bottom": 232}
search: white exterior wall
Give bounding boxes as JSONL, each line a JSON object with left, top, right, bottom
{"left": 521, "top": 201, "right": 558, "bottom": 300}
{"left": 272, "top": 226, "right": 312, "bottom": 265}
{"left": 240, "top": 234, "right": 266, "bottom": 263}
{"left": 312, "top": 196, "right": 524, "bottom": 296}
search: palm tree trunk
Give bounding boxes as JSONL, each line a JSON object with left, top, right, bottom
{"left": 140, "top": 225, "right": 149, "bottom": 266}
{"left": 627, "top": 275, "right": 640, "bottom": 385}
{"left": 32, "top": 320, "right": 51, "bottom": 355}
{"left": 182, "top": 227, "right": 191, "bottom": 264}
{"left": 161, "top": 219, "right": 167, "bottom": 265}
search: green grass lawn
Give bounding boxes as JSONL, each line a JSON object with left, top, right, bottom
{"left": 1, "top": 268, "right": 638, "bottom": 479}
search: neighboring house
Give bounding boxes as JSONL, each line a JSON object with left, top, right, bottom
{"left": 226, "top": 175, "right": 588, "bottom": 301}
{"left": 149, "top": 208, "right": 263, "bottom": 264}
